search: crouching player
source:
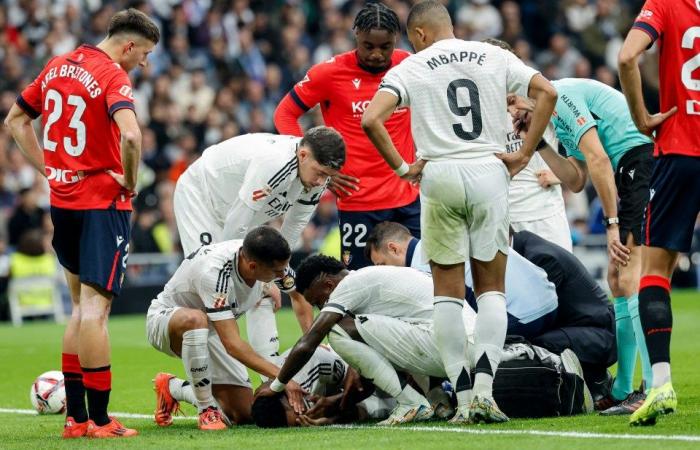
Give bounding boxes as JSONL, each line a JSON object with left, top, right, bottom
{"left": 146, "top": 226, "right": 305, "bottom": 430}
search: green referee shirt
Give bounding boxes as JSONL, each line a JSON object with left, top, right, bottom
{"left": 550, "top": 78, "right": 652, "bottom": 171}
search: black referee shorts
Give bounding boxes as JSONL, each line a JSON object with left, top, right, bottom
{"left": 615, "top": 143, "right": 654, "bottom": 246}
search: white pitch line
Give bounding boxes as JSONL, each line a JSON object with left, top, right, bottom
{"left": 3, "top": 408, "right": 699, "bottom": 443}
{"left": 0, "top": 408, "right": 195, "bottom": 421}
{"left": 333, "top": 424, "right": 700, "bottom": 442}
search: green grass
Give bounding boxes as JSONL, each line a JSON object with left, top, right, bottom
{"left": 0, "top": 291, "right": 699, "bottom": 449}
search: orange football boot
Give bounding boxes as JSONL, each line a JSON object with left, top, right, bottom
{"left": 153, "top": 372, "right": 181, "bottom": 426}
{"left": 198, "top": 407, "right": 227, "bottom": 431}
{"left": 86, "top": 417, "right": 138, "bottom": 438}
{"left": 62, "top": 416, "right": 91, "bottom": 438}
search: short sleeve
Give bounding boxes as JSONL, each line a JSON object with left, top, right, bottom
{"left": 379, "top": 66, "right": 410, "bottom": 108}
{"left": 105, "top": 69, "right": 135, "bottom": 117}
{"left": 17, "top": 69, "right": 47, "bottom": 120}
{"left": 632, "top": 0, "right": 665, "bottom": 43}
{"left": 504, "top": 50, "right": 539, "bottom": 98}
{"left": 552, "top": 91, "right": 596, "bottom": 160}
{"left": 196, "top": 260, "right": 236, "bottom": 321}
{"left": 321, "top": 277, "right": 368, "bottom": 316}
{"left": 290, "top": 61, "right": 332, "bottom": 111}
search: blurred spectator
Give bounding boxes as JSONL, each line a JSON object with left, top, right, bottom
{"left": 8, "top": 187, "right": 46, "bottom": 248}
{"left": 536, "top": 33, "right": 583, "bottom": 79}
{"left": 457, "top": 0, "right": 503, "bottom": 41}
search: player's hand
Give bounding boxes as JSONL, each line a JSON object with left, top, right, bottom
{"left": 340, "top": 367, "right": 364, "bottom": 410}
{"left": 507, "top": 94, "right": 534, "bottom": 135}
{"left": 536, "top": 170, "right": 561, "bottom": 188}
{"left": 401, "top": 159, "right": 427, "bottom": 184}
{"left": 637, "top": 107, "right": 678, "bottom": 138}
{"left": 606, "top": 225, "right": 631, "bottom": 266}
{"left": 262, "top": 282, "right": 282, "bottom": 312}
{"left": 329, "top": 173, "right": 360, "bottom": 197}
{"left": 305, "top": 394, "right": 341, "bottom": 419}
{"left": 285, "top": 380, "right": 308, "bottom": 414}
{"left": 497, "top": 150, "right": 531, "bottom": 178}
{"left": 296, "top": 415, "right": 334, "bottom": 427}
{"left": 106, "top": 170, "right": 137, "bottom": 196}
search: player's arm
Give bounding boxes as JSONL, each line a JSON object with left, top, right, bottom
{"left": 538, "top": 146, "right": 588, "bottom": 192}
{"left": 618, "top": 29, "right": 677, "bottom": 136}
{"left": 273, "top": 93, "right": 306, "bottom": 136}
{"left": 212, "top": 318, "right": 281, "bottom": 379}
{"left": 110, "top": 109, "right": 141, "bottom": 192}
{"left": 270, "top": 311, "right": 342, "bottom": 387}
{"left": 290, "top": 291, "right": 314, "bottom": 332}
{"left": 362, "top": 91, "right": 424, "bottom": 182}
{"left": 3, "top": 103, "right": 45, "bottom": 176}
{"left": 577, "top": 129, "right": 630, "bottom": 265}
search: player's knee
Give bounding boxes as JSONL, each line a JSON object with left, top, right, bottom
{"left": 79, "top": 299, "right": 110, "bottom": 325}
{"left": 616, "top": 270, "right": 638, "bottom": 297}
{"left": 179, "top": 310, "right": 208, "bottom": 330}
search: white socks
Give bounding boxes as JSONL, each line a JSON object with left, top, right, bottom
{"left": 328, "top": 327, "right": 427, "bottom": 407}
{"left": 169, "top": 378, "right": 198, "bottom": 406}
{"left": 246, "top": 297, "right": 280, "bottom": 362}
{"left": 181, "top": 328, "right": 217, "bottom": 412}
{"left": 652, "top": 362, "right": 672, "bottom": 388}
{"left": 473, "top": 292, "right": 507, "bottom": 398}
{"left": 433, "top": 296, "right": 472, "bottom": 407}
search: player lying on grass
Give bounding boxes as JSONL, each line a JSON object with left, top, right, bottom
{"left": 365, "top": 222, "right": 616, "bottom": 403}
{"left": 258, "top": 256, "right": 592, "bottom": 425}
{"left": 509, "top": 77, "right": 655, "bottom": 415}
{"left": 173, "top": 127, "right": 346, "bottom": 362}
{"left": 146, "top": 226, "right": 306, "bottom": 430}
{"left": 251, "top": 347, "right": 397, "bottom": 428}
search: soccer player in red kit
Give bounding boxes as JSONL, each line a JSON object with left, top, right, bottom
{"left": 274, "top": 3, "right": 421, "bottom": 269}
{"left": 618, "top": 0, "right": 700, "bottom": 426}
{"left": 4, "top": 9, "right": 159, "bottom": 438}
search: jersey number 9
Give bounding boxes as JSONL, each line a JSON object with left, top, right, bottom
{"left": 447, "top": 79, "right": 482, "bottom": 141}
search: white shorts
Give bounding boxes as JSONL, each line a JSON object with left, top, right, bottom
{"left": 510, "top": 209, "right": 573, "bottom": 252}
{"left": 146, "top": 302, "right": 251, "bottom": 387}
{"left": 354, "top": 314, "right": 446, "bottom": 378}
{"left": 420, "top": 157, "right": 510, "bottom": 264}
{"left": 174, "top": 171, "right": 222, "bottom": 255}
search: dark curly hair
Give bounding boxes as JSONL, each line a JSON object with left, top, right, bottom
{"left": 295, "top": 255, "right": 346, "bottom": 296}
{"left": 353, "top": 2, "right": 401, "bottom": 35}
{"left": 251, "top": 393, "right": 288, "bottom": 428}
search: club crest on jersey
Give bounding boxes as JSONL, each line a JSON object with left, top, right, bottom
{"left": 252, "top": 186, "right": 272, "bottom": 202}
{"left": 342, "top": 250, "right": 352, "bottom": 266}
{"left": 352, "top": 78, "right": 361, "bottom": 90}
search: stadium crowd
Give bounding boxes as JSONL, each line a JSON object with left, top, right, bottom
{"left": 0, "top": 0, "right": 697, "bottom": 319}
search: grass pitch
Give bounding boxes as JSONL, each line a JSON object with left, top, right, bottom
{"left": 0, "top": 291, "right": 698, "bottom": 449}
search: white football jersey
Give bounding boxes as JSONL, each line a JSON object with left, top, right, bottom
{"left": 321, "top": 266, "right": 434, "bottom": 321}
{"left": 180, "top": 133, "right": 326, "bottom": 248}
{"left": 408, "top": 239, "right": 557, "bottom": 324}
{"left": 379, "top": 39, "right": 539, "bottom": 161}
{"left": 286, "top": 346, "right": 347, "bottom": 397}
{"left": 507, "top": 119, "right": 566, "bottom": 222}
{"left": 150, "top": 240, "right": 263, "bottom": 321}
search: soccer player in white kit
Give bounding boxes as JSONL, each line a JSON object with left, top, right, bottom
{"left": 174, "top": 126, "right": 345, "bottom": 360}
{"left": 147, "top": 227, "right": 305, "bottom": 430}
{"left": 361, "top": 1, "right": 557, "bottom": 423}
{"left": 484, "top": 38, "right": 572, "bottom": 252}
{"left": 259, "top": 255, "right": 477, "bottom": 425}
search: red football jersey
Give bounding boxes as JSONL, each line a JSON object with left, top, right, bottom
{"left": 18, "top": 44, "right": 135, "bottom": 210}
{"left": 291, "top": 50, "right": 418, "bottom": 212}
{"left": 633, "top": 0, "right": 700, "bottom": 157}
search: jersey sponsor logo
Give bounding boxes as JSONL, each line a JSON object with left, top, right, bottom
{"left": 265, "top": 192, "right": 292, "bottom": 217}
{"left": 637, "top": 9, "right": 653, "bottom": 19}
{"left": 212, "top": 295, "right": 227, "bottom": 310}
{"left": 561, "top": 94, "right": 583, "bottom": 118}
{"left": 252, "top": 186, "right": 272, "bottom": 201}
{"left": 687, "top": 99, "right": 700, "bottom": 115}
{"left": 297, "top": 74, "right": 310, "bottom": 87}
{"left": 46, "top": 166, "right": 81, "bottom": 184}
{"left": 351, "top": 100, "right": 408, "bottom": 115}
{"left": 352, "top": 78, "right": 361, "bottom": 89}
{"left": 118, "top": 85, "right": 134, "bottom": 100}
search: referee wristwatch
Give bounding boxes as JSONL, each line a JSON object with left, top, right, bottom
{"left": 602, "top": 216, "right": 620, "bottom": 228}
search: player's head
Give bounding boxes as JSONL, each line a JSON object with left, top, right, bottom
{"left": 240, "top": 226, "right": 291, "bottom": 282}
{"left": 251, "top": 383, "right": 298, "bottom": 428}
{"left": 406, "top": 1, "right": 453, "bottom": 52}
{"left": 364, "top": 221, "right": 413, "bottom": 266}
{"left": 353, "top": 2, "right": 401, "bottom": 73}
{"left": 297, "top": 126, "right": 346, "bottom": 189}
{"left": 106, "top": 8, "right": 160, "bottom": 71}
{"left": 294, "top": 255, "right": 347, "bottom": 308}
{"left": 482, "top": 37, "right": 515, "bottom": 54}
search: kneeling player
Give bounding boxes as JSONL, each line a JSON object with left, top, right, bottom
{"left": 146, "top": 226, "right": 304, "bottom": 430}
